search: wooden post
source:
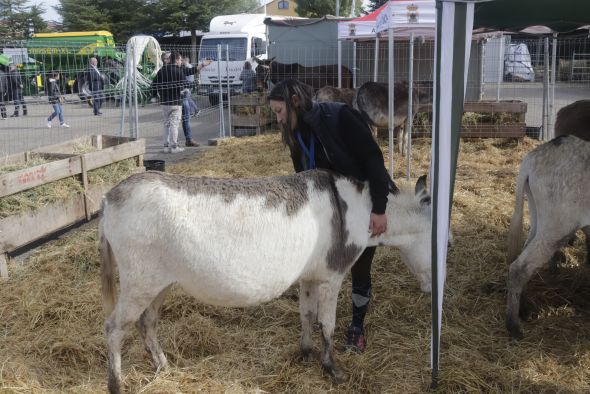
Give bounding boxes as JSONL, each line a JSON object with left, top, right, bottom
{"left": 80, "top": 155, "right": 91, "bottom": 221}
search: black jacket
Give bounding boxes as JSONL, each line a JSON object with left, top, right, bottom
{"left": 7, "top": 70, "right": 23, "bottom": 100}
{"left": 86, "top": 66, "right": 105, "bottom": 92}
{"left": 291, "top": 102, "right": 390, "bottom": 214}
{"left": 152, "top": 64, "right": 196, "bottom": 106}
{"left": 46, "top": 78, "right": 62, "bottom": 104}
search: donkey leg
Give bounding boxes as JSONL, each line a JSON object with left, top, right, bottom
{"left": 136, "top": 285, "right": 172, "bottom": 370}
{"left": 105, "top": 286, "right": 163, "bottom": 394}
{"left": 506, "top": 237, "right": 559, "bottom": 340}
{"left": 371, "top": 125, "right": 378, "bottom": 139}
{"left": 396, "top": 126, "right": 406, "bottom": 156}
{"left": 299, "top": 280, "right": 318, "bottom": 361}
{"left": 317, "top": 280, "right": 347, "bottom": 384}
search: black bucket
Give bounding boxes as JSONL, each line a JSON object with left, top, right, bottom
{"left": 525, "top": 127, "right": 541, "bottom": 139}
{"left": 144, "top": 159, "right": 165, "bottom": 172}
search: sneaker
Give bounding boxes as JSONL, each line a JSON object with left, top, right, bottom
{"left": 344, "top": 326, "right": 366, "bottom": 353}
{"left": 160, "top": 147, "right": 171, "bottom": 153}
{"left": 170, "top": 146, "right": 185, "bottom": 153}
{"left": 60, "top": 123, "right": 70, "bottom": 128}
{"left": 47, "top": 121, "right": 52, "bottom": 128}
{"left": 185, "top": 140, "right": 199, "bottom": 147}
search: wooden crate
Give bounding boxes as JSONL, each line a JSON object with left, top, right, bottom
{"left": 411, "top": 100, "right": 527, "bottom": 138}
{"left": 461, "top": 100, "right": 527, "bottom": 138}
{"left": 231, "top": 93, "right": 273, "bottom": 135}
{"left": 460, "top": 123, "right": 527, "bottom": 138}
{"left": 0, "top": 135, "right": 145, "bottom": 279}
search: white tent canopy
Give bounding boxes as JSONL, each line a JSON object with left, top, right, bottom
{"left": 375, "top": 0, "right": 437, "bottom": 36}
{"left": 337, "top": 0, "right": 436, "bottom": 41}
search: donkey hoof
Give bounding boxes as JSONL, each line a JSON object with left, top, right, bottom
{"left": 330, "top": 367, "right": 348, "bottom": 384}
{"left": 506, "top": 320, "right": 524, "bottom": 341}
{"left": 300, "top": 348, "right": 315, "bottom": 362}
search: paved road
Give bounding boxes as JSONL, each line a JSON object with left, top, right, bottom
{"left": 2, "top": 82, "right": 587, "bottom": 160}
{"left": 0, "top": 94, "right": 232, "bottom": 162}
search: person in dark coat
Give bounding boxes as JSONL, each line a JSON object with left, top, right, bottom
{"left": 87, "top": 57, "right": 105, "bottom": 116}
{"left": 7, "top": 63, "right": 27, "bottom": 117}
{"left": 268, "top": 79, "right": 393, "bottom": 353}
{"left": 0, "top": 66, "right": 7, "bottom": 119}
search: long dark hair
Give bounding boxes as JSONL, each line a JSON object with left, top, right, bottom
{"left": 268, "top": 79, "right": 314, "bottom": 149}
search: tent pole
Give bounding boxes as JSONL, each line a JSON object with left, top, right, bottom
{"left": 338, "top": 40, "right": 343, "bottom": 88}
{"left": 374, "top": 36, "right": 380, "bottom": 82}
{"left": 479, "top": 40, "right": 485, "bottom": 100}
{"left": 407, "top": 33, "right": 415, "bottom": 181}
{"left": 548, "top": 33, "right": 557, "bottom": 140}
{"left": 353, "top": 41, "right": 357, "bottom": 88}
{"left": 542, "top": 37, "right": 549, "bottom": 141}
{"left": 388, "top": 27, "right": 395, "bottom": 176}
{"left": 496, "top": 32, "right": 504, "bottom": 101}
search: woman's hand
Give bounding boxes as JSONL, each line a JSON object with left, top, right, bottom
{"left": 369, "top": 213, "right": 387, "bottom": 237}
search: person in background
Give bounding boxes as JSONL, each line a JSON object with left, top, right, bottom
{"left": 8, "top": 64, "right": 27, "bottom": 117}
{"left": 181, "top": 56, "right": 200, "bottom": 117}
{"left": 46, "top": 71, "right": 70, "bottom": 128}
{"left": 239, "top": 61, "right": 256, "bottom": 94}
{"left": 0, "top": 65, "right": 7, "bottom": 120}
{"left": 87, "top": 57, "right": 105, "bottom": 116}
{"left": 181, "top": 88, "right": 198, "bottom": 146}
{"left": 151, "top": 52, "right": 211, "bottom": 152}
{"left": 268, "top": 79, "right": 391, "bottom": 353}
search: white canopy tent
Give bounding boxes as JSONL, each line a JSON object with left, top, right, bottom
{"left": 337, "top": 1, "right": 437, "bottom": 179}
{"left": 375, "top": 0, "right": 436, "bottom": 176}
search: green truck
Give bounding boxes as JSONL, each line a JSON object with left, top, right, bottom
{"left": 25, "top": 31, "right": 126, "bottom": 97}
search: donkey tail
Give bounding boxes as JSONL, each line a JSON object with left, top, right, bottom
{"left": 506, "top": 165, "right": 529, "bottom": 264}
{"left": 100, "top": 202, "right": 117, "bottom": 317}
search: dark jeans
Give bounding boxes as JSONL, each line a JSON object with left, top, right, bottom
{"left": 13, "top": 91, "right": 27, "bottom": 114}
{"left": 91, "top": 91, "right": 103, "bottom": 115}
{"left": 350, "top": 246, "right": 376, "bottom": 329}
{"left": 182, "top": 100, "right": 192, "bottom": 141}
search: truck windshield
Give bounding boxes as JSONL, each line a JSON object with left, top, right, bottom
{"left": 198, "top": 38, "right": 247, "bottom": 61}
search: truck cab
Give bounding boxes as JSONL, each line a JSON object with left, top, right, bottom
{"left": 197, "top": 14, "right": 271, "bottom": 105}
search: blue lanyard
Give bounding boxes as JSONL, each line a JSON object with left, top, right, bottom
{"left": 296, "top": 131, "right": 315, "bottom": 169}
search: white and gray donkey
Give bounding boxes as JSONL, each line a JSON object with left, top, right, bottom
{"left": 100, "top": 169, "right": 433, "bottom": 393}
{"left": 506, "top": 135, "right": 590, "bottom": 340}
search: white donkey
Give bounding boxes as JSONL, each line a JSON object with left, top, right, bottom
{"left": 100, "top": 169, "right": 433, "bottom": 393}
{"left": 506, "top": 136, "right": 590, "bottom": 340}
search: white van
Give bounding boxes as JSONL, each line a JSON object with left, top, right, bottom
{"left": 197, "top": 14, "right": 275, "bottom": 105}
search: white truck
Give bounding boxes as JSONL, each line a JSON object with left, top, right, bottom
{"left": 197, "top": 13, "right": 274, "bottom": 105}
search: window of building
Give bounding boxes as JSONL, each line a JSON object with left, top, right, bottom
{"left": 278, "top": 0, "right": 289, "bottom": 10}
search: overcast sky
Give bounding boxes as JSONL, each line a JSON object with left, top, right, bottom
{"left": 37, "top": 0, "right": 60, "bottom": 22}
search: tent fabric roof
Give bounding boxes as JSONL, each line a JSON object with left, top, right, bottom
{"left": 338, "top": 0, "right": 436, "bottom": 40}
{"left": 473, "top": 0, "right": 590, "bottom": 34}
{"left": 351, "top": 3, "right": 389, "bottom": 22}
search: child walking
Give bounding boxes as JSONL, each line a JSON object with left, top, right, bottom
{"left": 46, "top": 71, "right": 70, "bottom": 128}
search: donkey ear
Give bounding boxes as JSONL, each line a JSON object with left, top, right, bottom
{"left": 415, "top": 175, "right": 427, "bottom": 195}
{"left": 415, "top": 175, "right": 431, "bottom": 206}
